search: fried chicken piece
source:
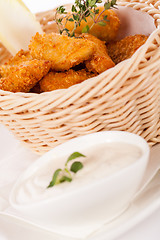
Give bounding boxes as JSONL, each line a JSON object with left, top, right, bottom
{"left": 4, "top": 49, "right": 32, "bottom": 66}
{"left": 107, "top": 35, "right": 148, "bottom": 65}
{"left": 65, "top": 8, "right": 120, "bottom": 42}
{"left": 0, "top": 65, "right": 11, "bottom": 78}
{"left": 39, "top": 69, "right": 97, "bottom": 92}
{"left": 0, "top": 60, "right": 51, "bottom": 92}
{"left": 81, "top": 34, "right": 115, "bottom": 73}
{"left": 29, "top": 32, "right": 96, "bottom": 71}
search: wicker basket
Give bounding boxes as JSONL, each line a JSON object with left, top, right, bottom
{"left": 0, "top": 0, "right": 160, "bottom": 155}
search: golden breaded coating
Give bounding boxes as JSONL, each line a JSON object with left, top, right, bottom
{"left": 39, "top": 69, "right": 97, "bottom": 92}
{"left": 0, "top": 65, "right": 11, "bottom": 78}
{"left": 81, "top": 34, "right": 115, "bottom": 73}
{"left": 0, "top": 60, "right": 51, "bottom": 92}
{"left": 4, "top": 49, "right": 32, "bottom": 66}
{"left": 29, "top": 32, "right": 96, "bottom": 71}
{"left": 107, "top": 35, "right": 148, "bottom": 65}
{"left": 65, "top": 8, "right": 120, "bottom": 42}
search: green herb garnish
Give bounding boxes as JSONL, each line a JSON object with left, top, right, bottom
{"left": 70, "top": 161, "right": 83, "bottom": 173}
{"left": 55, "top": 0, "right": 117, "bottom": 37}
{"left": 47, "top": 152, "right": 86, "bottom": 188}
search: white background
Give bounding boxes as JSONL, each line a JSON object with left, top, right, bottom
{"left": 0, "top": 0, "right": 160, "bottom": 239}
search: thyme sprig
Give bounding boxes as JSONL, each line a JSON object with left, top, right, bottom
{"left": 55, "top": 0, "right": 117, "bottom": 37}
{"left": 47, "top": 152, "right": 86, "bottom": 188}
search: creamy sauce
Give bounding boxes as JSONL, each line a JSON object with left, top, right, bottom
{"left": 14, "top": 142, "right": 142, "bottom": 205}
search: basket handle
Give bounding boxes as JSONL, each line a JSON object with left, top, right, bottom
{"left": 134, "top": 27, "right": 160, "bottom": 67}
{"left": 146, "top": 0, "right": 160, "bottom": 10}
{"left": 146, "top": 0, "right": 160, "bottom": 27}
{"left": 119, "top": 0, "right": 160, "bottom": 9}
{"left": 118, "top": 0, "right": 160, "bottom": 27}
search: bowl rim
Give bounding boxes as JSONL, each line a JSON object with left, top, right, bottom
{"left": 9, "top": 131, "right": 150, "bottom": 209}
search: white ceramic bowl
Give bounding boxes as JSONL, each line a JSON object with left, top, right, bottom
{"left": 9, "top": 131, "right": 150, "bottom": 231}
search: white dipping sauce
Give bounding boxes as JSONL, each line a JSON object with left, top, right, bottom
{"left": 15, "top": 142, "right": 142, "bottom": 205}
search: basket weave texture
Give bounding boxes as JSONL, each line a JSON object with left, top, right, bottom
{"left": 0, "top": 0, "right": 160, "bottom": 155}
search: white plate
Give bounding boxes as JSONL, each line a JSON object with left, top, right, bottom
{"left": 0, "top": 171, "right": 160, "bottom": 240}
{"left": 0, "top": 124, "right": 160, "bottom": 240}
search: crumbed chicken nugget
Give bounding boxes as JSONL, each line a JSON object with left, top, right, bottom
{"left": 39, "top": 69, "right": 97, "bottom": 92}
{"left": 29, "top": 32, "right": 96, "bottom": 71}
{"left": 4, "top": 49, "right": 32, "bottom": 66}
{"left": 107, "top": 35, "right": 148, "bottom": 65}
{"left": 0, "top": 60, "right": 51, "bottom": 92}
{"left": 0, "top": 65, "right": 11, "bottom": 78}
{"left": 65, "top": 8, "right": 120, "bottom": 42}
{"left": 81, "top": 34, "right": 115, "bottom": 73}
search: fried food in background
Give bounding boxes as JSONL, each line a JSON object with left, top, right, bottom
{"left": 81, "top": 34, "right": 115, "bottom": 73}
{"left": 39, "top": 69, "right": 97, "bottom": 92}
{"left": 0, "top": 65, "right": 11, "bottom": 78}
{"left": 65, "top": 8, "right": 120, "bottom": 43}
{"left": 29, "top": 32, "right": 96, "bottom": 71}
{"left": 107, "top": 35, "right": 148, "bottom": 64}
{"left": 5, "top": 49, "right": 32, "bottom": 66}
{"left": 0, "top": 60, "right": 50, "bottom": 92}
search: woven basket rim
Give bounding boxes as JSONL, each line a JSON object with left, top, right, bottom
{"left": 0, "top": 0, "right": 160, "bottom": 98}
{"left": 1, "top": 0, "right": 160, "bottom": 154}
